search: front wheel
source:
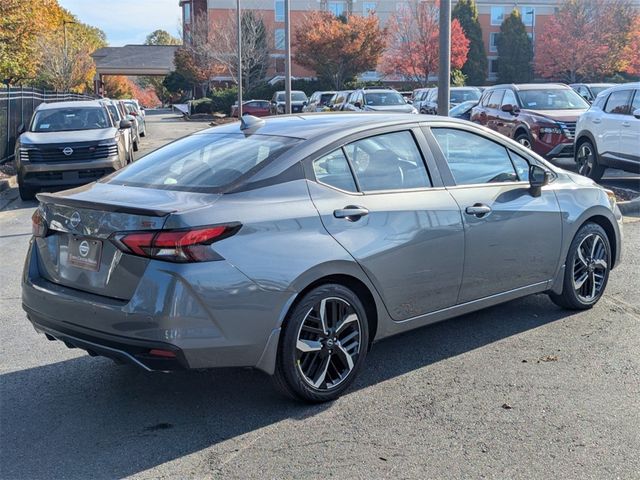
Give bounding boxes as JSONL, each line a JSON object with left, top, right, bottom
{"left": 549, "top": 222, "right": 611, "bottom": 310}
{"left": 273, "top": 284, "right": 369, "bottom": 402}
{"left": 515, "top": 132, "right": 533, "bottom": 150}
{"left": 18, "top": 179, "right": 36, "bottom": 201}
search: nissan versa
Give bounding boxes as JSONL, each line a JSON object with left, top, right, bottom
{"left": 22, "top": 114, "right": 623, "bottom": 402}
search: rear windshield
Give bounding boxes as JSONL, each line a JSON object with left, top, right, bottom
{"left": 518, "top": 88, "right": 589, "bottom": 110}
{"left": 105, "top": 133, "right": 301, "bottom": 192}
{"left": 31, "top": 107, "right": 111, "bottom": 132}
{"left": 276, "top": 92, "right": 307, "bottom": 102}
{"left": 450, "top": 89, "right": 480, "bottom": 103}
{"left": 364, "top": 91, "right": 405, "bottom": 106}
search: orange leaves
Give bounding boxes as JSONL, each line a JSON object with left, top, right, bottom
{"left": 293, "top": 12, "right": 385, "bottom": 88}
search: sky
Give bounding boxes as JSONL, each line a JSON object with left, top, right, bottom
{"left": 58, "top": 0, "right": 182, "bottom": 46}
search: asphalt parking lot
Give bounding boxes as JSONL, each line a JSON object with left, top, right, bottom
{"left": 1, "top": 111, "right": 639, "bottom": 479}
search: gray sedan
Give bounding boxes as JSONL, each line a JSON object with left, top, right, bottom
{"left": 22, "top": 113, "right": 623, "bottom": 402}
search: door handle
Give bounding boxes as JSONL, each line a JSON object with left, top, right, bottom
{"left": 592, "top": 118, "right": 602, "bottom": 124}
{"left": 465, "top": 204, "right": 492, "bottom": 217}
{"left": 622, "top": 121, "right": 630, "bottom": 127}
{"left": 334, "top": 205, "right": 369, "bottom": 221}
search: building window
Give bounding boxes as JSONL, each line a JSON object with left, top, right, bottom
{"left": 183, "top": 2, "right": 191, "bottom": 24}
{"left": 275, "top": 0, "right": 284, "bottom": 22}
{"left": 328, "top": 1, "right": 345, "bottom": 16}
{"left": 490, "top": 6, "right": 505, "bottom": 25}
{"left": 519, "top": 6, "right": 535, "bottom": 26}
{"left": 489, "top": 32, "right": 499, "bottom": 52}
{"left": 488, "top": 58, "right": 498, "bottom": 77}
{"left": 363, "top": 2, "right": 376, "bottom": 14}
{"left": 275, "top": 28, "right": 285, "bottom": 50}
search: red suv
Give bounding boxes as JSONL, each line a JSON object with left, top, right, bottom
{"left": 471, "top": 84, "right": 590, "bottom": 159}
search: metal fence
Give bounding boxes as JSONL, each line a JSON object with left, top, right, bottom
{"left": 0, "top": 86, "right": 95, "bottom": 163}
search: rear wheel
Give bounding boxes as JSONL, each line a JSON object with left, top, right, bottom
{"left": 576, "top": 140, "right": 605, "bottom": 181}
{"left": 273, "top": 284, "right": 369, "bottom": 402}
{"left": 18, "top": 175, "right": 36, "bottom": 201}
{"left": 133, "top": 139, "right": 139, "bottom": 152}
{"left": 515, "top": 131, "right": 533, "bottom": 149}
{"left": 549, "top": 222, "right": 611, "bottom": 310}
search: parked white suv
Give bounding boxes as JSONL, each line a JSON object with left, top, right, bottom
{"left": 574, "top": 82, "right": 640, "bottom": 180}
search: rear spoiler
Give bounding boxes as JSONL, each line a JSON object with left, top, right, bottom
{"left": 36, "top": 192, "right": 176, "bottom": 217}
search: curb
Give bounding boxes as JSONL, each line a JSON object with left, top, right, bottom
{"left": 618, "top": 196, "right": 640, "bottom": 217}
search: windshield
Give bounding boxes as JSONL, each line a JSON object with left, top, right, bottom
{"left": 106, "top": 133, "right": 301, "bottom": 192}
{"left": 31, "top": 107, "right": 111, "bottom": 132}
{"left": 449, "top": 101, "right": 477, "bottom": 116}
{"left": 518, "top": 88, "right": 589, "bottom": 110}
{"left": 450, "top": 89, "right": 480, "bottom": 104}
{"left": 319, "top": 93, "right": 334, "bottom": 105}
{"left": 364, "top": 91, "right": 405, "bottom": 106}
{"left": 590, "top": 86, "right": 612, "bottom": 97}
{"left": 276, "top": 92, "right": 307, "bottom": 102}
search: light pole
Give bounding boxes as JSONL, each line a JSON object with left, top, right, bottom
{"left": 236, "top": 0, "right": 243, "bottom": 117}
{"left": 284, "top": 0, "right": 292, "bottom": 114}
{"left": 437, "top": 0, "right": 451, "bottom": 117}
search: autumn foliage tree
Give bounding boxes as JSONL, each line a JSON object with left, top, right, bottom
{"left": 294, "top": 12, "right": 386, "bottom": 89}
{"left": 535, "top": 0, "right": 636, "bottom": 82}
{"left": 621, "top": 14, "right": 640, "bottom": 77}
{"left": 382, "top": 1, "right": 469, "bottom": 86}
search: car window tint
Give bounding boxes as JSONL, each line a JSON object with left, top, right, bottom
{"left": 502, "top": 89, "right": 517, "bottom": 107}
{"left": 432, "top": 128, "right": 519, "bottom": 185}
{"left": 605, "top": 90, "right": 633, "bottom": 114}
{"left": 344, "top": 131, "right": 431, "bottom": 192}
{"left": 312, "top": 149, "right": 357, "bottom": 192}
{"left": 632, "top": 90, "right": 640, "bottom": 111}
{"left": 508, "top": 151, "right": 530, "bottom": 181}
{"left": 487, "top": 90, "right": 503, "bottom": 109}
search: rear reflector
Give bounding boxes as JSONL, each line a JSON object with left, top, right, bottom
{"left": 149, "top": 349, "right": 177, "bottom": 358}
{"left": 111, "top": 223, "right": 240, "bottom": 263}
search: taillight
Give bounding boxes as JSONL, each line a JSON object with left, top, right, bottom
{"left": 110, "top": 224, "right": 240, "bottom": 262}
{"left": 32, "top": 209, "right": 48, "bottom": 237}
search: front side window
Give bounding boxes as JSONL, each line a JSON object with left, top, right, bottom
{"left": 604, "top": 90, "right": 633, "bottom": 115}
{"left": 631, "top": 90, "right": 640, "bottom": 111}
{"left": 107, "top": 133, "right": 300, "bottom": 192}
{"left": 313, "top": 149, "right": 357, "bottom": 192}
{"left": 518, "top": 88, "right": 589, "bottom": 110}
{"left": 344, "top": 131, "right": 431, "bottom": 191}
{"left": 502, "top": 89, "right": 518, "bottom": 107}
{"left": 432, "top": 128, "right": 520, "bottom": 185}
{"left": 31, "top": 107, "right": 111, "bottom": 132}
{"left": 487, "top": 90, "right": 504, "bottom": 109}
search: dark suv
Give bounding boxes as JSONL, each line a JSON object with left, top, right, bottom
{"left": 471, "top": 84, "right": 590, "bottom": 159}
{"left": 14, "top": 100, "right": 132, "bottom": 200}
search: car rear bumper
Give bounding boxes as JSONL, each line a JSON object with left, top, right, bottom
{"left": 21, "top": 241, "right": 292, "bottom": 372}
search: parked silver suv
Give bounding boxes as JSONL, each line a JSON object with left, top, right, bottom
{"left": 15, "top": 100, "right": 132, "bottom": 200}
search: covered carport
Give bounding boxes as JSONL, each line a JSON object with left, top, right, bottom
{"left": 90, "top": 45, "right": 179, "bottom": 95}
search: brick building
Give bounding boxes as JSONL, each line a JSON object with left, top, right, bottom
{"left": 178, "top": 0, "right": 638, "bottom": 84}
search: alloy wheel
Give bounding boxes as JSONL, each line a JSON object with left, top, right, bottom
{"left": 518, "top": 137, "right": 532, "bottom": 149}
{"left": 572, "top": 233, "right": 608, "bottom": 302}
{"left": 577, "top": 143, "right": 594, "bottom": 177}
{"left": 296, "top": 297, "right": 361, "bottom": 390}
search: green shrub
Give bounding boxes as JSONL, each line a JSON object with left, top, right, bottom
{"left": 190, "top": 97, "right": 213, "bottom": 114}
{"left": 209, "top": 87, "right": 238, "bottom": 114}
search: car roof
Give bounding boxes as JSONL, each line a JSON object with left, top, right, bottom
{"left": 35, "top": 100, "right": 105, "bottom": 111}
{"left": 603, "top": 82, "right": 640, "bottom": 91}
{"left": 489, "top": 83, "right": 570, "bottom": 91}
{"left": 194, "top": 113, "right": 470, "bottom": 141}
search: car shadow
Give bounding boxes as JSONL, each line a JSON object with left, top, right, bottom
{"left": 1, "top": 293, "right": 572, "bottom": 479}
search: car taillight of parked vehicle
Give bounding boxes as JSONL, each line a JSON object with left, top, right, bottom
{"left": 31, "top": 209, "right": 48, "bottom": 237}
{"left": 110, "top": 224, "right": 241, "bottom": 262}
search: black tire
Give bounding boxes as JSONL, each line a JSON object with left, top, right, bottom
{"left": 18, "top": 177, "right": 36, "bottom": 201}
{"left": 133, "top": 139, "right": 139, "bottom": 152}
{"left": 549, "top": 222, "right": 611, "bottom": 310}
{"left": 515, "top": 131, "right": 533, "bottom": 150}
{"left": 140, "top": 129, "right": 146, "bottom": 138}
{"left": 575, "top": 139, "right": 605, "bottom": 181}
{"left": 273, "top": 283, "right": 369, "bottom": 403}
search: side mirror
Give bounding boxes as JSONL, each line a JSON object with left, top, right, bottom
{"left": 529, "top": 164, "right": 552, "bottom": 197}
{"left": 634, "top": 108, "right": 640, "bottom": 120}
{"left": 119, "top": 119, "right": 132, "bottom": 129}
{"left": 354, "top": 101, "right": 361, "bottom": 109}
{"left": 17, "top": 123, "right": 25, "bottom": 134}
{"left": 406, "top": 99, "right": 413, "bottom": 104}
{"left": 501, "top": 104, "right": 519, "bottom": 114}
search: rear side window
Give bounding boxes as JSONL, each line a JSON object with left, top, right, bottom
{"left": 345, "top": 131, "right": 431, "bottom": 192}
{"left": 107, "top": 133, "right": 300, "bottom": 192}
{"left": 604, "top": 90, "right": 633, "bottom": 114}
{"left": 432, "top": 128, "right": 519, "bottom": 185}
{"left": 313, "top": 150, "right": 357, "bottom": 192}
{"left": 632, "top": 90, "right": 640, "bottom": 111}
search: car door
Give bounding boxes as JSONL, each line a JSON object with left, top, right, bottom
{"left": 426, "top": 125, "right": 562, "bottom": 303}
{"left": 600, "top": 89, "right": 634, "bottom": 162}
{"left": 306, "top": 128, "right": 464, "bottom": 320}
{"left": 484, "top": 90, "right": 504, "bottom": 133}
{"left": 496, "top": 89, "right": 519, "bottom": 138}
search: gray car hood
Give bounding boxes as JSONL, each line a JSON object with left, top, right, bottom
{"left": 19, "top": 128, "right": 117, "bottom": 145}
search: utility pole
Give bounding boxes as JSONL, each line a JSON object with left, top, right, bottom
{"left": 236, "top": 0, "right": 243, "bottom": 117}
{"left": 437, "top": 0, "right": 451, "bottom": 117}
{"left": 284, "top": 0, "right": 292, "bottom": 114}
